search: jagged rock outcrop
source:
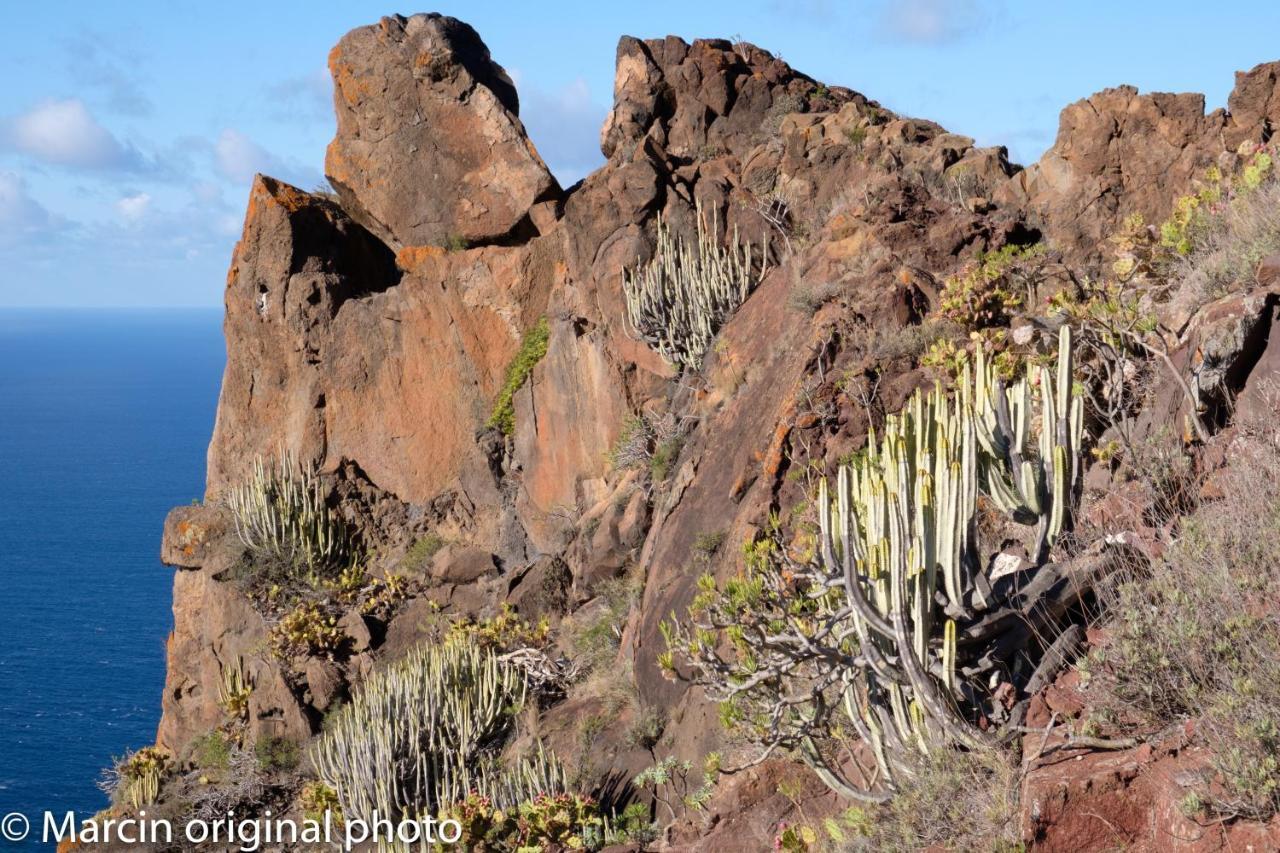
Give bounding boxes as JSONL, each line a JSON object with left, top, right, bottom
{"left": 155, "top": 14, "right": 1280, "bottom": 849}
{"left": 1000, "top": 60, "right": 1280, "bottom": 266}
{"left": 326, "top": 13, "right": 560, "bottom": 249}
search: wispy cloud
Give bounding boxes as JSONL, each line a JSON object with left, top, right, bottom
{"left": 0, "top": 171, "right": 68, "bottom": 245}
{"left": 212, "top": 128, "right": 321, "bottom": 190}
{"left": 62, "top": 31, "right": 153, "bottom": 117}
{"left": 878, "top": 0, "right": 994, "bottom": 45}
{"left": 265, "top": 69, "right": 333, "bottom": 125}
{"left": 1, "top": 98, "right": 153, "bottom": 172}
{"left": 515, "top": 76, "right": 607, "bottom": 186}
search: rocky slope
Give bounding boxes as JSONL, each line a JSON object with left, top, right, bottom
{"left": 149, "top": 12, "right": 1280, "bottom": 850}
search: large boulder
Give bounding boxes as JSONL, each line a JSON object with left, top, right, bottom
{"left": 325, "top": 13, "right": 560, "bottom": 249}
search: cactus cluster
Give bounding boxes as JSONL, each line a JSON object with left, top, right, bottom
{"left": 216, "top": 657, "right": 252, "bottom": 720}
{"left": 820, "top": 326, "right": 1082, "bottom": 780}
{"left": 665, "top": 328, "right": 1084, "bottom": 795}
{"left": 311, "top": 638, "right": 567, "bottom": 840}
{"left": 226, "top": 448, "right": 351, "bottom": 579}
{"left": 101, "top": 746, "right": 168, "bottom": 810}
{"left": 623, "top": 200, "right": 768, "bottom": 370}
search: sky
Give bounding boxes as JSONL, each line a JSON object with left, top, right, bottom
{"left": 2, "top": 0, "right": 1279, "bottom": 308}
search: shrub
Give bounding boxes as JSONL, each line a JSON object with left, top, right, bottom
{"left": 226, "top": 449, "right": 353, "bottom": 584}
{"left": 300, "top": 781, "right": 344, "bottom": 827}
{"left": 649, "top": 434, "right": 684, "bottom": 481}
{"left": 632, "top": 754, "right": 720, "bottom": 823}
{"left": 663, "top": 329, "right": 1084, "bottom": 796}
{"left": 272, "top": 602, "right": 348, "bottom": 658}
{"left": 446, "top": 603, "right": 550, "bottom": 653}
{"left": 1170, "top": 144, "right": 1280, "bottom": 297}
{"left": 692, "top": 530, "right": 726, "bottom": 555}
{"left": 569, "top": 572, "right": 641, "bottom": 674}
{"left": 1093, "top": 432, "right": 1280, "bottom": 817}
{"left": 624, "top": 200, "right": 769, "bottom": 370}
{"left": 845, "top": 749, "right": 1019, "bottom": 851}
{"left": 937, "top": 243, "right": 1046, "bottom": 330}
{"left": 608, "top": 411, "right": 682, "bottom": 481}
{"left": 487, "top": 317, "right": 551, "bottom": 436}
{"left": 100, "top": 747, "right": 168, "bottom": 810}
{"left": 444, "top": 791, "right": 606, "bottom": 852}
{"left": 193, "top": 731, "right": 232, "bottom": 772}
{"left": 402, "top": 534, "right": 445, "bottom": 573}
{"left": 255, "top": 735, "right": 302, "bottom": 773}
{"left": 311, "top": 638, "right": 566, "bottom": 822}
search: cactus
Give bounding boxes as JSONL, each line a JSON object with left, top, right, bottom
{"left": 623, "top": 199, "right": 768, "bottom": 370}
{"left": 816, "top": 326, "right": 1082, "bottom": 778}
{"left": 311, "top": 638, "right": 567, "bottom": 847}
{"left": 102, "top": 747, "right": 168, "bottom": 810}
{"left": 665, "top": 327, "right": 1084, "bottom": 795}
{"left": 217, "top": 657, "right": 253, "bottom": 720}
{"left": 226, "top": 448, "right": 351, "bottom": 579}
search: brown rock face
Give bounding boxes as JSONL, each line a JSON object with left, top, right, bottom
{"left": 157, "top": 11, "right": 1280, "bottom": 845}
{"left": 1001, "top": 62, "right": 1280, "bottom": 266}
{"left": 325, "top": 13, "right": 559, "bottom": 249}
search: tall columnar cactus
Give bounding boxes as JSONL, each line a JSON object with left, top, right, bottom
{"left": 819, "top": 326, "right": 1082, "bottom": 779}
{"left": 623, "top": 199, "right": 768, "bottom": 370}
{"left": 311, "top": 638, "right": 567, "bottom": 845}
{"left": 226, "top": 448, "right": 350, "bottom": 578}
{"left": 664, "top": 327, "right": 1084, "bottom": 796}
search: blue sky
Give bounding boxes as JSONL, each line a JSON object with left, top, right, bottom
{"left": 2, "top": 0, "right": 1278, "bottom": 307}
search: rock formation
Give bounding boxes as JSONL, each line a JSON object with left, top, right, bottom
{"left": 151, "top": 12, "right": 1280, "bottom": 849}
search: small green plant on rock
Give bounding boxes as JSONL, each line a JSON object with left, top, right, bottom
{"left": 192, "top": 730, "right": 232, "bottom": 773}
{"left": 446, "top": 603, "right": 550, "bottom": 653}
{"left": 487, "top": 317, "right": 551, "bottom": 436}
{"left": 442, "top": 791, "right": 606, "bottom": 852}
{"left": 632, "top": 753, "right": 720, "bottom": 824}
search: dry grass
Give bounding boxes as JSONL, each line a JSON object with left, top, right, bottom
{"left": 1089, "top": 430, "right": 1280, "bottom": 818}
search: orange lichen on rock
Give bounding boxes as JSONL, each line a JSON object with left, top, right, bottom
{"left": 395, "top": 244, "right": 447, "bottom": 273}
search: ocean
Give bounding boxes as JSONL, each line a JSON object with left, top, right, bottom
{"left": 0, "top": 309, "right": 224, "bottom": 847}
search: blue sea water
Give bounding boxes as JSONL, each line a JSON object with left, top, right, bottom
{"left": 0, "top": 309, "right": 224, "bottom": 848}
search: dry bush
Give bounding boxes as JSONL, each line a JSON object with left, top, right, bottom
{"left": 1172, "top": 173, "right": 1280, "bottom": 301}
{"left": 843, "top": 748, "right": 1020, "bottom": 852}
{"left": 1090, "top": 432, "right": 1280, "bottom": 817}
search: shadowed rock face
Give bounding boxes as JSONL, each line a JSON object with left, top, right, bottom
{"left": 325, "top": 13, "right": 560, "bottom": 249}
{"left": 159, "top": 15, "right": 1280, "bottom": 845}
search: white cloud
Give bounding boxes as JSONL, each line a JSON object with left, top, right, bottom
{"left": 2, "top": 98, "right": 146, "bottom": 171}
{"left": 115, "top": 191, "right": 151, "bottom": 222}
{"left": 879, "top": 0, "right": 991, "bottom": 44}
{"left": 213, "top": 129, "right": 320, "bottom": 190}
{"left": 0, "top": 171, "right": 66, "bottom": 245}
{"left": 517, "top": 77, "right": 607, "bottom": 186}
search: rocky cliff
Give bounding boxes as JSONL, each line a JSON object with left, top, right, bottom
{"left": 148, "top": 12, "right": 1280, "bottom": 851}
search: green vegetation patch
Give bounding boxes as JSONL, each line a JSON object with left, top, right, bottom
{"left": 487, "top": 317, "right": 551, "bottom": 436}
